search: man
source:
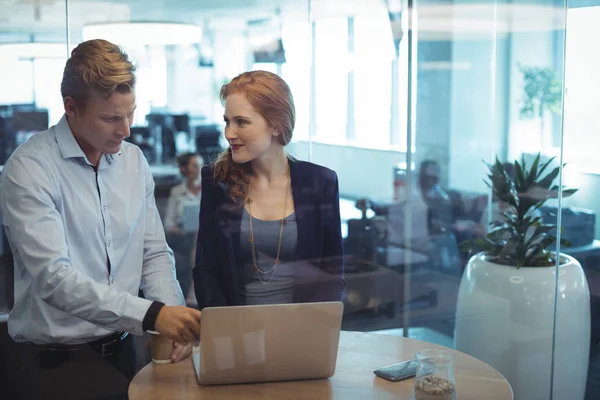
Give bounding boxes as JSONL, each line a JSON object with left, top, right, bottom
{"left": 418, "top": 160, "right": 452, "bottom": 233}
{"left": 0, "top": 39, "right": 201, "bottom": 399}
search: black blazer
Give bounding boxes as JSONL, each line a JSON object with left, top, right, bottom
{"left": 193, "top": 158, "right": 344, "bottom": 310}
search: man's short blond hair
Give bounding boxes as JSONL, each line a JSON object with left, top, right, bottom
{"left": 60, "top": 39, "right": 136, "bottom": 107}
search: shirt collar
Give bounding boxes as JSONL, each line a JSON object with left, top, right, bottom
{"left": 185, "top": 187, "right": 202, "bottom": 199}
{"left": 55, "top": 114, "right": 86, "bottom": 160}
{"left": 55, "top": 114, "right": 122, "bottom": 168}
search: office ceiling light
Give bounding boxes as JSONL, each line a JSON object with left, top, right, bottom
{"left": 0, "top": 42, "right": 67, "bottom": 59}
{"left": 82, "top": 22, "right": 203, "bottom": 45}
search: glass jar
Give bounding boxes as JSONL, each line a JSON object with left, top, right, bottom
{"left": 411, "top": 349, "right": 458, "bottom": 400}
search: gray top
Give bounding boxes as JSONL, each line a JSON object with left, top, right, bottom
{"left": 240, "top": 208, "right": 298, "bottom": 305}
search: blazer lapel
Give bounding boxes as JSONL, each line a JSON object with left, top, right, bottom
{"left": 290, "top": 159, "right": 313, "bottom": 261}
{"left": 216, "top": 181, "right": 243, "bottom": 267}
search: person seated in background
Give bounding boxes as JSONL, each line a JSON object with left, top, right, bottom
{"left": 454, "top": 162, "right": 522, "bottom": 237}
{"left": 164, "top": 152, "right": 204, "bottom": 234}
{"left": 419, "top": 160, "right": 449, "bottom": 201}
{"left": 165, "top": 152, "right": 204, "bottom": 299}
{"left": 0, "top": 39, "right": 201, "bottom": 400}
{"left": 354, "top": 189, "right": 429, "bottom": 254}
{"left": 193, "top": 70, "right": 344, "bottom": 309}
{"left": 418, "top": 160, "right": 453, "bottom": 233}
{"left": 354, "top": 159, "right": 451, "bottom": 243}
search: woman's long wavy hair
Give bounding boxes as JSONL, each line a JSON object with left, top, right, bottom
{"left": 213, "top": 70, "right": 295, "bottom": 204}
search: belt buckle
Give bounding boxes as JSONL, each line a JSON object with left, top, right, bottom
{"left": 101, "top": 339, "right": 117, "bottom": 357}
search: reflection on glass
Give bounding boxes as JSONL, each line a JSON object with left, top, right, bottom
{"left": 3, "top": 0, "right": 600, "bottom": 398}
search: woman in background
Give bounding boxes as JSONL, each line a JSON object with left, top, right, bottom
{"left": 193, "top": 70, "right": 344, "bottom": 309}
{"left": 165, "top": 152, "right": 203, "bottom": 299}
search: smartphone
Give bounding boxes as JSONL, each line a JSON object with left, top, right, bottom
{"left": 373, "top": 359, "right": 419, "bottom": 382}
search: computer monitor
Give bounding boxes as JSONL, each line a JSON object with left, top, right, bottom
{"left": 194, "top": 124, "right": 222, "bottom": 164}
{"left": 11, "top": 110, "right": 49, "bottom": 147}
{"left": 127, "top": 126, "right": 155, "bottom": 163}
{"left": 172, "top": 114, "right": 190, "bottom": 133}
{"left": 145, "top": 113, "right": 190, "bottom": 164}
{"left": 0, "top": 108, "right": 49, "bottom": 163}
{"left": 252, "top": 38, "right": 286, "bottom": 64}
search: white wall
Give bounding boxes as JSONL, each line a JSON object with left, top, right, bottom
{"left": 165, "top": 46, "right": 214, "bottom": 118}
{"left": 444, "top": 0, "right": 560, "bottom": 195}
{"left": 448, "top": 36, "right": 513, "bottom": 194}
{"left": 287, "top": 141, "right": 405, "bottom": 202}
{"left": 163, "top": 23, "right": 253, "bottom": 123}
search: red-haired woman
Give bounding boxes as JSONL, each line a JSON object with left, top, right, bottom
{"left": 193, "top": 70, "right": 344, "bottom": 309}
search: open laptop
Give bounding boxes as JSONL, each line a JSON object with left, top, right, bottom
{"left": 192, "top": 301, "right": 344, "bottom": 385}
{"left": 181, "top": 202, "right": 200, "bottom": 233}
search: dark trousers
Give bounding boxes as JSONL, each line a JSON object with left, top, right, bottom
{"left": 2, "top": 333, "right": 136, "bottom": 400}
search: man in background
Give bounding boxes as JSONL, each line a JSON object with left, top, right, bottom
{"left": 418, "top": 160, "right": 452, "bottom": 233}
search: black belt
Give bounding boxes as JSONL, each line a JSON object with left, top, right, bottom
{"left": 38, "top": 332, "right": 129, "bottom": 358}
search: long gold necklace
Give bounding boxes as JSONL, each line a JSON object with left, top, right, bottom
{"left": 247, "top": 172, "right": 290, "bottom": 284}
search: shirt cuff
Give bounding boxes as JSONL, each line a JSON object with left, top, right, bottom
{"left": 142, "top": 301, "right": 166, "bottom": 332}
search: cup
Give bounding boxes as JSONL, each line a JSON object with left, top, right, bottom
{"left": 148, "top": 330, "right": 174, "bottom": 364}
{"left": 412, "top": 349, "right": 457, "bottom": 400}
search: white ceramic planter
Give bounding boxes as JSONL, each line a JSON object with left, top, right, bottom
{"left": 454, "top": 253, "right": 590, "bottom": 400}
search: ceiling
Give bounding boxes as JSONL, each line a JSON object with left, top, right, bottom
{"left": 0, "top": 0, "right": 375, "bottom": 38}
{"left": 0, "top": 0, "right": 569, "bottom": 42}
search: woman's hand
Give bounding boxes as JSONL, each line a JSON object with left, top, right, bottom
{"left": 171, "top": 341, "right": 193, "bottom": 363}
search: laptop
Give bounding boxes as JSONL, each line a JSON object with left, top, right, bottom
{"left": 181, "top": 202, "right": 200, "bottom": 233}
{"left": 192, "top": 301, "right": 344, "bottom": 386}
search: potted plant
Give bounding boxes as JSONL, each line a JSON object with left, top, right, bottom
{"left": 519, "top": 65, "right": 562, "bottom": 149}
{"left": 453, "top": 153, "right": 590, "bottom": 400}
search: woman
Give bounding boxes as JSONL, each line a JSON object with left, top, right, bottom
{"left": 165, "top": 152, "right": 203, "bottom": 299}
{"left": 193, "top": 70, "right": 344, "bottom": 310}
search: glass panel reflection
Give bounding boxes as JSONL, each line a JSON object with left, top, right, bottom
{"left": 3, "top": 0, "right": 600, "bottom": 398}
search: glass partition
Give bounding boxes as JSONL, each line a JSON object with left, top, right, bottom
{"left": 562, "top": 1, "right": 600, "bottom": 398}
{"left": 2, "top": 0, "right": 596, "bottom": 398}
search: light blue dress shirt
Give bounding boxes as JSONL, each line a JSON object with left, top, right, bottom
{"left": 0, "top": 115, "right": 184, "bottom": 345}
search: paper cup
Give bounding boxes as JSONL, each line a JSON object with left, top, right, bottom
{"left": 148, "top": 330, "right": 173, "bottom": 364}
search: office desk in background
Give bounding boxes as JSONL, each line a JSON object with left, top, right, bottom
{"left": 129, "top": 331, "right": 513, "bottom": 400}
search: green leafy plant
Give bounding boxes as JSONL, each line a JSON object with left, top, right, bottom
{"left": 459, "top": 153, "right": 577, "bottom": 267}
{"left": 519, "top": 65, "right": 562, "bottom": 146}
{"left": 519, "top": 65, "right": 562, "bottom": 119}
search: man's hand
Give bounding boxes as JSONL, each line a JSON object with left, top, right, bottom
{"left": 171, "top": 341, "right": 193, "bottom": 363}
{"left": 154, "top": 306, "right": 201, "bottom": 345}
